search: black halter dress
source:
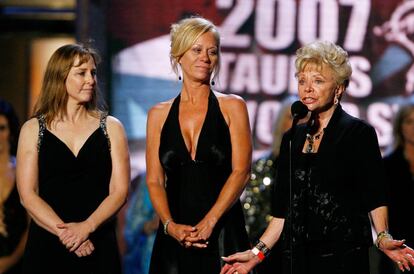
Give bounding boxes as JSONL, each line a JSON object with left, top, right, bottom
{"left": 149, "top": 91, "right": 250, "bottom": 274}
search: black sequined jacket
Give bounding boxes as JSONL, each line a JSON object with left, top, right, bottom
{"left": 272, "top": 105, "right": 387, "bottom": 248}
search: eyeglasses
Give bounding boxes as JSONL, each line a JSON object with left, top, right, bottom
{"left": 0, "top": 125, "right": 8, "bottom": 131}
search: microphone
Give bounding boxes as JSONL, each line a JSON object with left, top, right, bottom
{"left": 288, "top": 100, "right": 308, "bottom": 274}
{"left": 289, "top": 100, "right": 308, "bottom": 141}
{"left": 290, "top": 100, "right": 308, "bottom": 120}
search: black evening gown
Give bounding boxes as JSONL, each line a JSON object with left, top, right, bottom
{"left": 21, "top": 114, "right": 121, "bottom": 274}
{"left": 0, "top": 178, "right": 28, "bottom": 274}
{"left": 149, "top": 91, "right": 250, "bottom": 274}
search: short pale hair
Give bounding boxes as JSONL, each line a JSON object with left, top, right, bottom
{"left": 170, "top": 16, "right": 220, "bottom": 80}
{"left": 295, "top": 41, "right": 352, "bottom": 87}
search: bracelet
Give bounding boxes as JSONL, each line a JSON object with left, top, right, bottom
{"left": 251, "top": 247, "right": 265, "bottom": 262}
{"left": 163, "top": 219, "right": 172, "bottom": 235}
{"left": 375, "top": 230, "right": 393, "bottom": 249}
{"left": 255, "top": 240, "right": 271, "bottom": 257}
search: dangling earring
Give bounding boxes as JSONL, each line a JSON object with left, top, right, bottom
{"left": 334, "top": 96, "right": 339, "bottom": 105}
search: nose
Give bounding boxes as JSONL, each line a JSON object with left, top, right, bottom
{"left": 304, "top": 81, "right": 313, "bottom": 92}
{"left": 85, "top": 72, "right": 95, "bottom": 85}
{"left": 200, "top": 50, "right": 210, "bottom": 62}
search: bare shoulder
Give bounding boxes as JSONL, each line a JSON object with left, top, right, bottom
{"left": 20, "top": 118, "right": 40, "bottom": 137}
{"left": 106, "top": 115, "right": 125, "bottom": 131}
{"left": 18, "top": 118, "right": 40, "bottom": 149}
{"left": 148, "top": 99, "right": 174, "bottom": 116}
{"left": 214, "top": 91, "right": 247, "bottom": 113}
{"left": 147, "top": 98, "right": 175, "bottom": 125}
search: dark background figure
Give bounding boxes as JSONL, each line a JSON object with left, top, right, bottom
{"left": 380, "top": 102, "right": 414, "bottom": 274}
{"left": 16, "top": 44, "right": 130, "bottom": 274}
{"left": 0, "top": 99, "right": 28, "bottom": 274}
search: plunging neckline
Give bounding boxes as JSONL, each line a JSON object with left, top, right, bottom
{"left": 45, "top": 127, "right": 100, "bottom": 158}
{"left": 176, "top": 92, "right": 211, "bottom": 162}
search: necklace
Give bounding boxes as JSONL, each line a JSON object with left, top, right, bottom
{"left": 305, "top": 129, "right": 324, "bottom": 153}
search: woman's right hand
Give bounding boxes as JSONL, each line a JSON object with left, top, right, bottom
{"left": 74, "top": 239, "right": 95, "bottom": 257}
{"left": 220, "top": 250, "right": 260, "bottom": 274}
{"left": 167, "top": 221, "right": 197, "bottom": 246}
{"left": 56, "top": 220, "right": 94, "bottom": 252}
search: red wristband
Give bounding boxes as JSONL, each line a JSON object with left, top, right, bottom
{"left": 251, "top": 247, "right": 265, "bottom": 262}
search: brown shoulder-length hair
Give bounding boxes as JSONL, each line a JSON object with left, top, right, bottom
{"left": 33, "top": 43, "right": 106, "bottom": 127}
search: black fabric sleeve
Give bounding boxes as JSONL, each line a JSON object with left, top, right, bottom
{"left": 355, "top": 124, "right": 388, "bottom": 212}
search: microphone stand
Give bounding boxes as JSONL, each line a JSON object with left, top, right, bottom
{"left": 288, "top": 117, "right": 300, "bottom": 274}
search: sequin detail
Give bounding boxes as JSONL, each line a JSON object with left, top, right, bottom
{"left": 37, "top": 115, "right": 46, "bottom": 152}
{"left": 100, "top": 112, "right": 111, "bottom": 151}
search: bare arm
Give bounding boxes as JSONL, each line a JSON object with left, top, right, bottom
{"left": 193, "top": 95, "right": 252, "bottom": 243}
{"left": 16, "top": 118, "right": 65, "bottom": 235}
{"left": 146, "top": 104, "right": 170, "bottom": 225}
{"left": 370, "top": 206, "right": 388, "bottom": 234}
{"left": 370, "top": 206, "right": 414, "bottom": 271}
{"left": 220, "top": 217, "right": 285, "bottom": 274}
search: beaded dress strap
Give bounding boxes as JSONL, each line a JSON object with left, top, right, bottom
{"left": 37, "top": 114, "right": 46, "bottom": 152}
{"left": 100, "top": 112, "right": 111, "bottom": 151}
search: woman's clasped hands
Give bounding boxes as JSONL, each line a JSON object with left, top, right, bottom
{"left": 167, "top": 217, "right": 216, "bottom": 249}
{"left": 56, "top": 220, "right": 95, "bottom": 257}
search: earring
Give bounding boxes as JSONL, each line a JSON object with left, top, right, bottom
{"left": 178, "top": 75, "right": 182, "bottom": 81}
{"left": 211, "top": 80, "right": 215, "bottom": 86}
{"left": 334, "top": 96, "right": 339, "bottom": 105}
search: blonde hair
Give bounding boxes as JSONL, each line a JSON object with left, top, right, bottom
{"left": 271, "top": 96, "right": 299, "bottom": 157}
{"left": 295, "top": 41, "right": 352, "bottom": 88}
{"left": 392, "top": 102, "right": 414, "bottom": 149}
{"left": 33, "top": 44, "right": 105, "bottom": 127}
{"left": 170, "top": 16, "right": 221, "bottom": 81}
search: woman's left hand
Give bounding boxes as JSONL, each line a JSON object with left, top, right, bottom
{"left": 381, "top": 238, "right": 414, "bottom": 271}
{"left": 56, "top": 220, "right": 94, "bottom": 252}
{"left": 185, "top": 216, "right": 217, "bottom": 249}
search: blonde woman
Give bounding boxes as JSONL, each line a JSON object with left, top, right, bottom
{"left": 221, "top": 41, "right": 414, "bottom": 274}
{"left": 146, "top": 16, "right": 252, "bottom": 274}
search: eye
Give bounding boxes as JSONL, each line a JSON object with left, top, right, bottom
{"left": 298, "top": 79, "right": 305, "bottom": 85}
{"left": 192, "top": 47, "right": 202, "bottom": 54}
{"left": 315, "top": 79, "right": 324, "bottom": 84}
{"left": 208, "top": 49, "right": 218, "bottom": 56}
{"left": 91, "top": 70, "right": 97, "bottom": 76}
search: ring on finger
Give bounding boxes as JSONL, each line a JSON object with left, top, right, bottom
{"left": 397, "top": 261, "right": 402, "bottom": 264}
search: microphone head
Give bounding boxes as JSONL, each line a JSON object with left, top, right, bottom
{"left": 291, "top": 100, "right": 308, "bottom": 119}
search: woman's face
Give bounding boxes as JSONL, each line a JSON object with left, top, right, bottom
{"left": 402, "top": 110, "right": 414, "bottom": 146}
{"left": 297, "top": 63, "right": 340, "bottom": 113}
{"left": 65, "top": 56, "right": 97, "bottom": 105}
{"left": 179, "top": 31, "right": 218, "bottom": 84}
{"left": 0, "top": 115, "right": 10, "bottom": 152}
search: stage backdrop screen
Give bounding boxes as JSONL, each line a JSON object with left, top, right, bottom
{"left": 108, "top": 0, "right": 414, "bottom": 165}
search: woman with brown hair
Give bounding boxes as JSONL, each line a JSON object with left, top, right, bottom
{"left": 16, "top": 44, "right": 130, "bottom": 274}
